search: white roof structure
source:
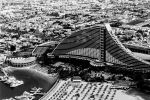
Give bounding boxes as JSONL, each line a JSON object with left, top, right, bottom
{"left": 11, "top": 57, "right": 36, "bottom": 64}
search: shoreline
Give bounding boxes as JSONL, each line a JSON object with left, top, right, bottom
{"left": 39, "top": 78, "right": 60, "bottom": 100}
{"left": 4, "top": 66, "right": 53, "bottom": 77}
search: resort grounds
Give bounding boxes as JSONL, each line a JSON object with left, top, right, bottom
{"left": 42, "top": 79, "right": 145, "bottom": 100}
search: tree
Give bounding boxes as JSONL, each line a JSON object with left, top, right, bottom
{"left": 10, "top": 45, "right": 16, "bottom": 51}
{"left": 50, "top": 12, "right": 59, "bottom": 17}
{"left": 82, "top": 73, "right": 91, "bottom": 82}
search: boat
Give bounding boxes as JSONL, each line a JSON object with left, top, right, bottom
{"left": 0, "top": 75, "right": 24, "bottom": 87}
{"left": 4, "top": 76, "right": 15, "bottom": 84}
{"left": 10, "top": 82, "right": 20, "bottom": 87}
{"left": 0, "top": 76, "right": 8, "bottom": 81}
{"left": 10, "top": 80, "right": 24, "bottom": 87}
{"left": 15, "top": 91, "right": 35, "bottom": 100}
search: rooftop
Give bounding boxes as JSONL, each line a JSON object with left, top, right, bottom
{"left": 10, "top": 57, "right": 36, "bottom": 64}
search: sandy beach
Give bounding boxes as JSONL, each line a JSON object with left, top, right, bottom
{"left": 114, "top": 90, "right": 145, "bottom": 100}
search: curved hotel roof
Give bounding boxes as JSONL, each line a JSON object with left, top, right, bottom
{"left": 51, "top": 23, "right": 150, "bottom": 71}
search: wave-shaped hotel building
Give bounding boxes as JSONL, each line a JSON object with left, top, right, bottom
{"left": 48, "top": 23, "right": 150, "bottom": 72}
